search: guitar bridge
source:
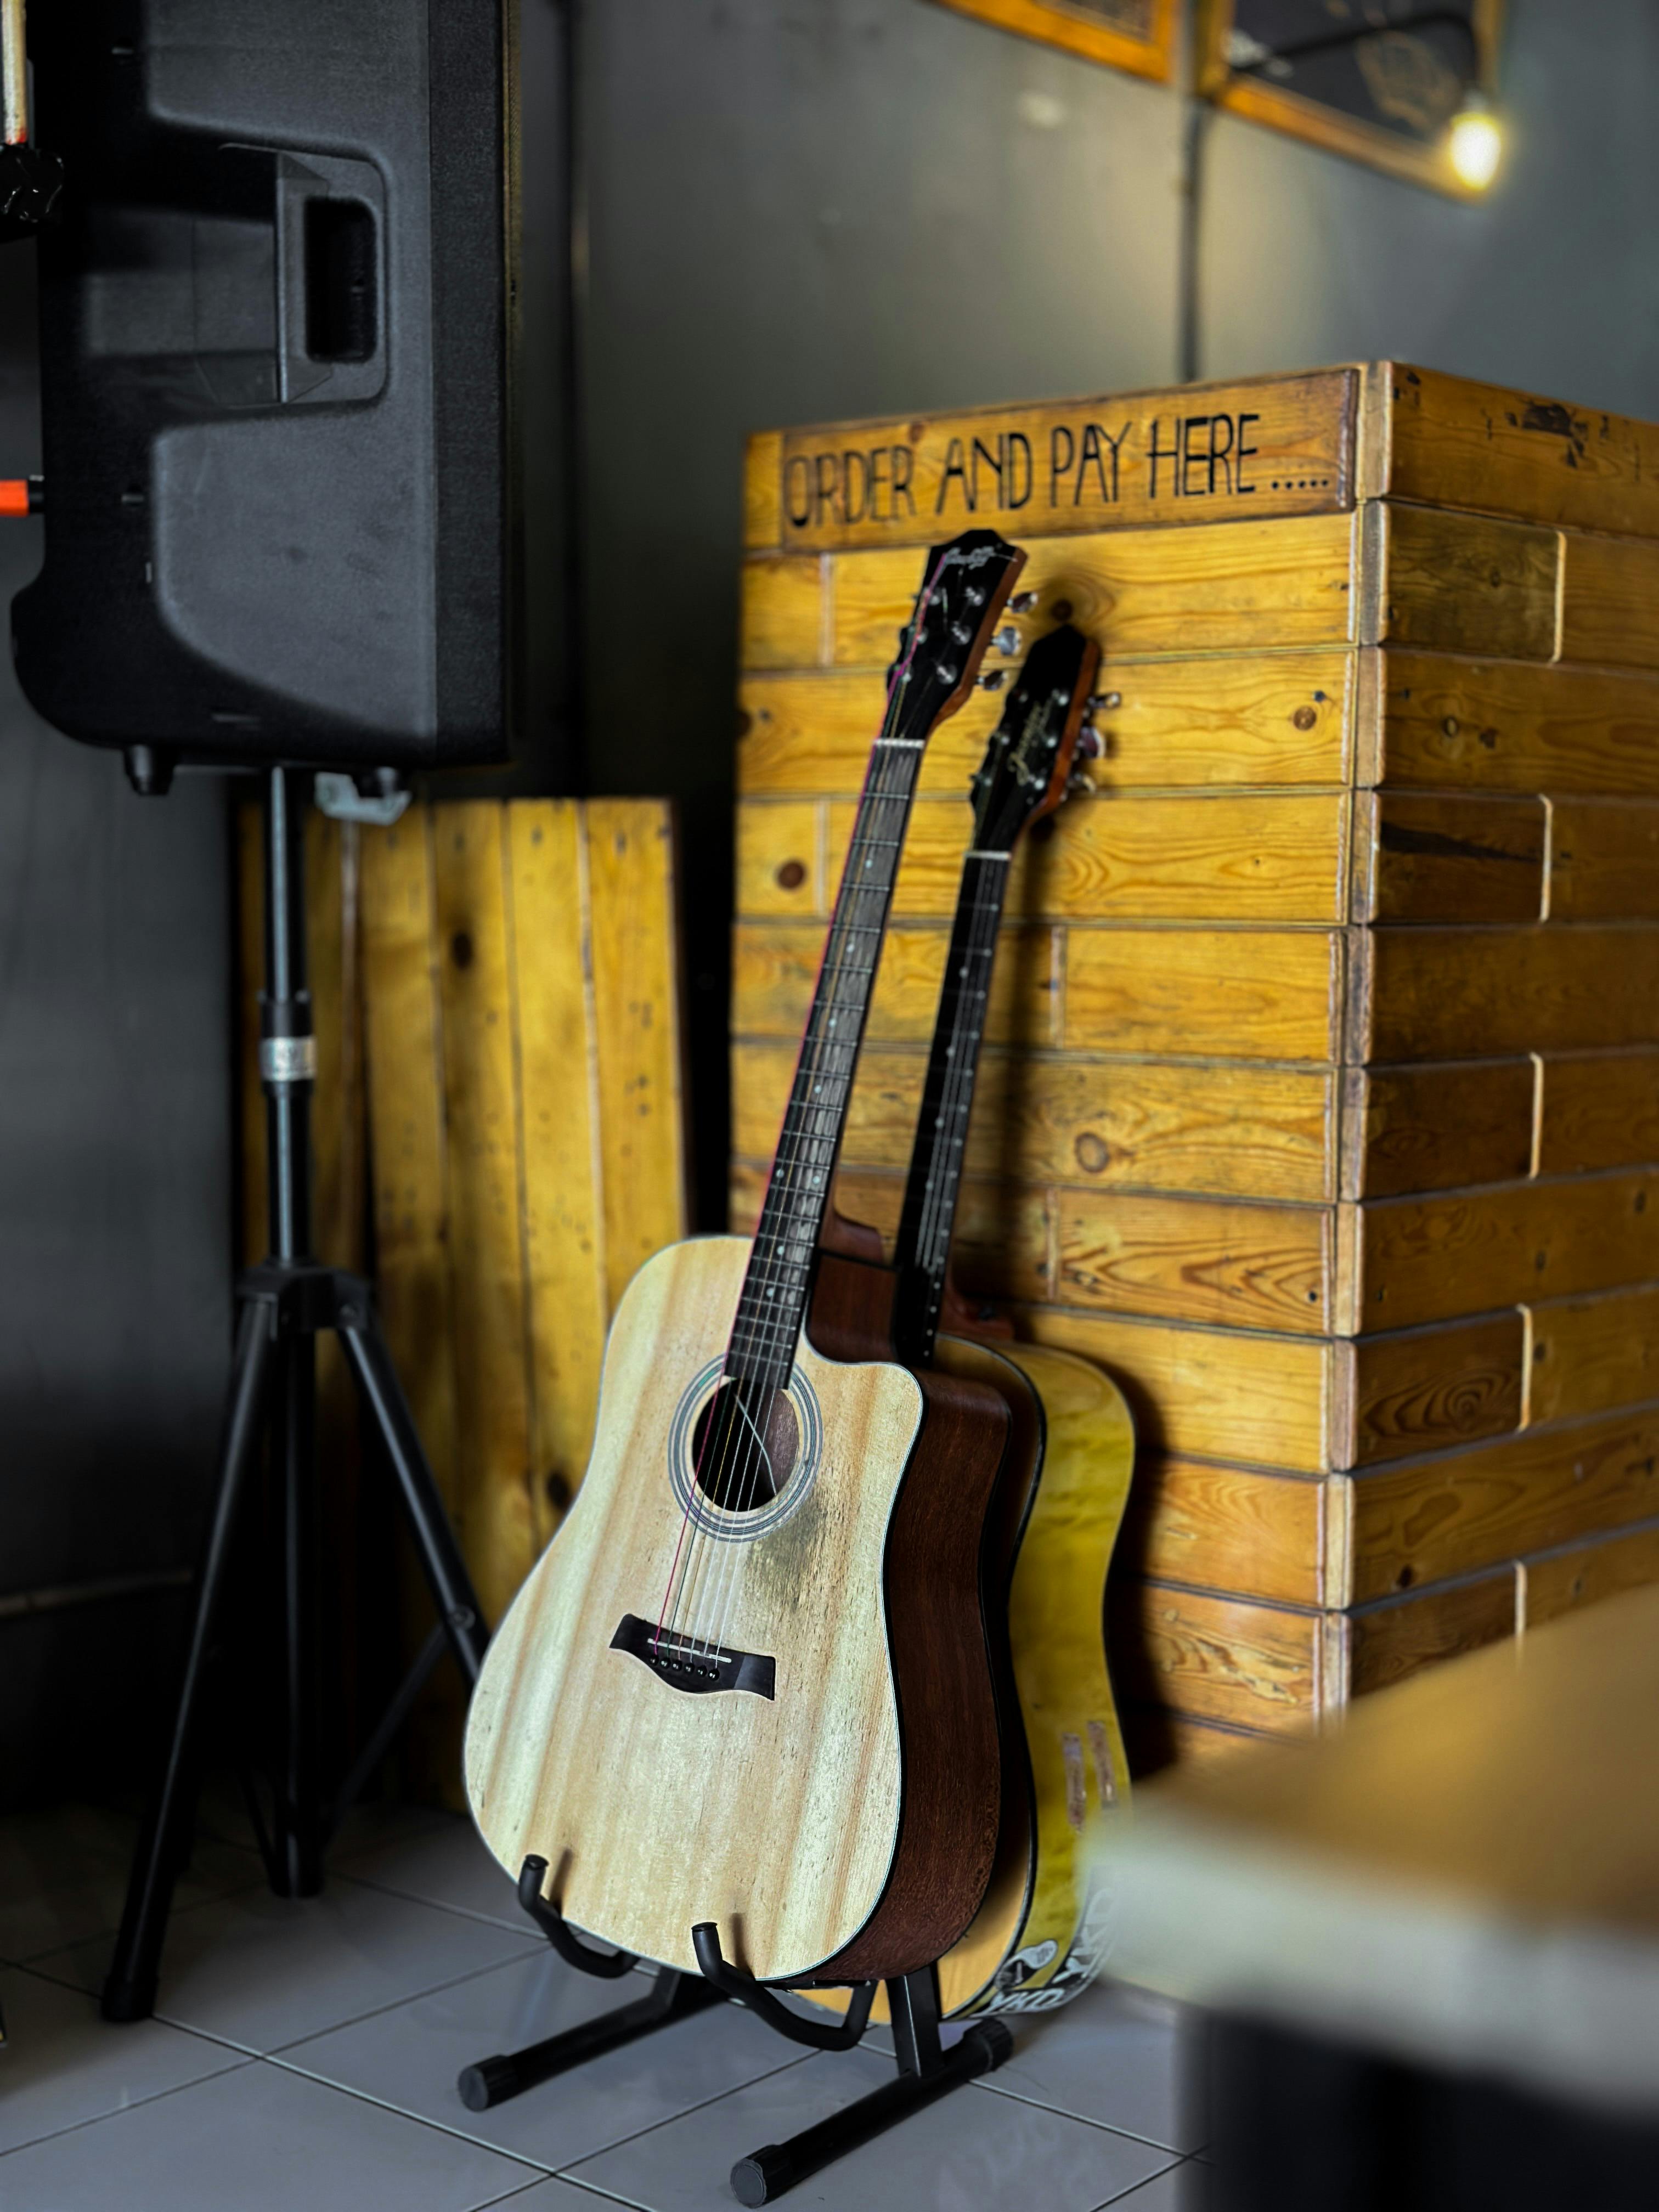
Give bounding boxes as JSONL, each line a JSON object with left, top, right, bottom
{"left": 610, "top": 1613, "right": 776, "bottom": 1700}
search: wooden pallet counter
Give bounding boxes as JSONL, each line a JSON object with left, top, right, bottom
{"left": 731, "top": 363, "right": 1659, "bottom": 1771}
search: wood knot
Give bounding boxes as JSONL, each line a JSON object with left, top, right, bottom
{"left": 1292, "top": 705, "right": 1318, "bottom": 731}
{"left": 450, "top": 930, "right": 474, "bottom": 969}
{"left": 1050, "top": 598, "right": 1074, "bottom": 622}
{"left": 544, "top": 1470, "right": 572, "bottom": 1513}
{"left": 775, "top": 859, "right": 807, "bottom": 891}
{"left": 1074, "top": 1132, "right": 1111, "bottom": 1175}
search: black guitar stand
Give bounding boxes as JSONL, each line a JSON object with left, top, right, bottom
{"left": 102, "top": 765, "right": 489, "bottom": 2024}
{"left": 459, "top": 1855, "right": 1014, "bottom": 2205}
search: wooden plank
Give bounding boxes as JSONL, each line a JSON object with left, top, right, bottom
{"left": 817, "top": 792, "right": 1351, "bottom": 926}
{"left": 1538, "top": 1050, "right": 1659, "bottom": 1175}
{"left": 729, "top": 1159, "right": 1050, "bottom": 1305}
{"left": 732, "top": 919, "right": 1058, "bottom": 1050}
{"left": 360, "top": 817, "right": 459, "bottom": 1508}
{"left": 1012, "top": 1305, "right": 1329, "bottom": 1475}
{"left": 1339, "top": 1571, "right": 1516, "bottom": 1701}
{"left": 506, "top": 804, "right": 608, "bottom": 1548}
{"left": 1329, "top": 1313, "right": 1526, "bottom": 1471}
{"left": 1559, "top": 532, "right": 1659, "bottom": 670}
{"left": 1120, "top": 1706, "right": 1273, "bottom": 1780}
{"left": 1355, "top": 926, "right": 1659, "bottom": 1062}
{"left": 1066, "top": 928, "right": 1341, "bottom": 1063}
{"left": 1367, "top": 504, "right": 1559, "bottom": 662}
{"left": 359, "top": 814, "right": 465, "bottom": 1804}
{"left": 585, "top": 800, "right": 689, "bottom": 1311}
{"left": 1340, "top": 1059, "right": 1536, "bottom": 1201}
{"left": 736, "top": 651, "right": 1356, "bottom": 799}
{"left": 774, "top": 371, "right": 1356, "bottom": 552}
{"left": 1367, "top": 652, "right": 1659, "bottom": 797}
{"left": 1346, "top": 1407, "right": 1659, "bottom": 1604}
{"left": 1341, "top": 1172, "right": 1659, "bottom": 1334}
{"left": 1109, "top": 1583, "right": 1319, "bottom": 1734}
{"left": 1378, "top": 366, "right": 1659, "bottom": 540}
{"left": 732, "top": 1039, "right": 1334, "bottom": 1204}
{"left": 1526, "top": 1283, "right": 1659, "bottom": 1427}
{"left": 830, "top": 514, "right": 1358, "bottom": 669}
{"left": 1548, "top": 799, "right": 1659, "bottom": 921}
{"left": 1118, "top": 1457, "right": 1325, "bottom": 1607}
{"left": 740, "top": 554, "right": 823, "bottom": 670}
{"left": 1054, "top": 1186, "right": 1329, "bottom": 1336}
{"left": 1354, "top": 793, "right": 1545, "bottom": 925}
{"left": 1525, "top": 1521, "right": 1659, "bottom": 1629}
{"left": 735, "top": 798, "right": 825, "bottom": 919}
{"left": 743, "top": 428, "right": 784, "bottom": 552}
{"left": 430, "top": 802, "right": 537, "bottom": 1628}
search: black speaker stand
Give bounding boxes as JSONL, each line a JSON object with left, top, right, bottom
{"left": 102, "top": 764, "right": 489, "bottom": 2025}
{"left": 458, "top": 1856, "right": 1013, "bottom": 2205}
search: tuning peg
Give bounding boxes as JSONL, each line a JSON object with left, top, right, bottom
{"left": 1007, "top": 590, "right": 1041, "bottom": 614}
{"left": 1074, "top": 727, "right": 1104, "bottom": 760}
{"left": 988, "top": 625, "right": 1020, "bottom": 657}
{"left": 977, "top": 668, "right": 1006, "bottom": 691}
{"left": 1090, "top": 691, "right": 1122, "bottom": 712}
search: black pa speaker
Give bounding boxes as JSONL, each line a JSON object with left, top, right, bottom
{"left": 12, "top": 0, "right": 518, "bottom": 771}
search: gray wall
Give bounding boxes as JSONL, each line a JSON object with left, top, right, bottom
{"left": 0, "top": 245, "right": 232, "bottom": 1803}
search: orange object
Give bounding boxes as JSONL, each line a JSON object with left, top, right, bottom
{"left": 0, "top": 478, "right": 30, "bottom": 516}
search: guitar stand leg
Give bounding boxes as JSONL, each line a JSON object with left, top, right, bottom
{"left": 729, "top": 1966, "right": 1014, "bottom": 2208}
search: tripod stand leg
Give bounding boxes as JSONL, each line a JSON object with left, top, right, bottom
{"left": 103, "top": 1299, "right": 276, "bottom": 2023}
{"left": 275, "top": 1324, "right": 323, "bottom": 1897}
{"left": 336, "top": 1311, "right": 489, "bottom": 1681}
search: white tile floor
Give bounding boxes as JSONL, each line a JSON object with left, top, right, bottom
{"left": 0, "top": 1798, "right": 1198, "bottom": 2210}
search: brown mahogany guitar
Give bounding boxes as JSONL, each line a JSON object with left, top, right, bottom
{"left": 465, "top": 529, "right": 1025, "bottom": 1986}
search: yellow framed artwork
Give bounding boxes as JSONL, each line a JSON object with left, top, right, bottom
{"left": 928, "top": 0, "right": 1177, "bottom": 84}
{"left": 1197, "top": 0, "right": 1505, "bottom": 197}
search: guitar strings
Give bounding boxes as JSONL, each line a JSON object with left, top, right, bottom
{"left": 685, "top": 758, "right": 912, "bottom": 1658}
{"left": 650, "top": 582, "right": 939, "bottom": 1665}
{"left": 697, "top": 767, "right": 917, "bottom": 1660}
{"left": 692, "top": 555, "right": 979, "bottom": 1663}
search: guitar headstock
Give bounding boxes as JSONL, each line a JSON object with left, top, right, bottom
{"left": 967, "top": 622, "right": 1100, "bottom": 854}
{"left": 883, "top": 530, "right": 1026, "bottom": 747}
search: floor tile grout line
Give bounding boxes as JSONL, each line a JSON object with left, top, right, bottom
{"left": 324, "top": 1865, "right": 548, "bottom": 1939}
{"left": 268, "top": 2031, "right": 817, "bottom": 2177}
{"left": 223, "top": 1946, "right": 568, "bottom": 2062}
{"left": 975, "top": 2072, "right": 1190, "bottom": 2154}
{"left": 5, "top": 1869, "right": 274, "bottom": 1972}
{"left": 1090, "top": 2151, "right": 1191, "bottom": 2208}
{"left": 552, "top": 2046, "right": 908, "bottom": 2183}
{"left": 0, "top": 2049, "right": 262, "bottom": 2165}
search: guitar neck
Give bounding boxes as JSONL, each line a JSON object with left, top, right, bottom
{"left": 727, "top": 735, "right": 927, "bottom": 1390}
{"left": 893, "top": 847, "right": 1012, "bottom": 1364}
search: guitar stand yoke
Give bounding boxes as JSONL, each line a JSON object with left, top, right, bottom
{"left": 459, "top": 1856, "right": 1014, "bottom": 2206}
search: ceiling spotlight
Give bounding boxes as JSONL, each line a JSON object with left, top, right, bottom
{"left": 1448, "top": 88, "right": 1503, "bottom": 192}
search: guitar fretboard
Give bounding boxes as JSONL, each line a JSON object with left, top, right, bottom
{"left": 726, "top": 738, "right": 926, "bottom": 1391}
{"left": 893, "top": 849, "right": 1011, "bottom": 1364}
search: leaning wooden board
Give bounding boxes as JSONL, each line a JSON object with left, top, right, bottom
{"left": 733, "top": 363, "right": 1659, "bottom": 1768}
{"left": 242, "top": 798, "right": 690, "bottom": 1802}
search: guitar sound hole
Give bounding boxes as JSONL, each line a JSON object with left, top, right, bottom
{"left": 690, "top": 1379, "right": 798, "bottom": 1511}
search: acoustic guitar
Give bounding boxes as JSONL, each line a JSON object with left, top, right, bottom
{"left": 465, "top": 528, "right": 1027, "bottom": 1987}
{"left": 811, "top": 622, "right": 1137, "bottom": 2023}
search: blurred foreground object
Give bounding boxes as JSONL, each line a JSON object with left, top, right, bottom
{"left": 1102, "top": 1585, "right": 1659, "bottom": 2207}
